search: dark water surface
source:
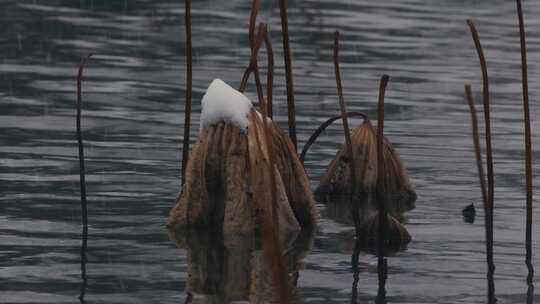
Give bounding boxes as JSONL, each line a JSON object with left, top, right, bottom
{"left": 2, "top": 0, "right": 540, "bottom": 303}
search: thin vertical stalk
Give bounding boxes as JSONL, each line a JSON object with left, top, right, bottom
{"left": 181, "top": 0, "right": 192, "bottom": 186}
{"left": 76, "top": 54, "right": 92, "bottom": 302}
{"left": 279, "top": 0, "right": 297, "bottom": 152}
{"left": 467, "top": 19, "right": 496, "bottom": 303}
{"left": 252, "top": 23, "right": 267, "bottom": 105}
{"left": 333, "top": 31, "right": 360, "bottom": 234}
{"left": 248, "top": 0, "right": 262, "bottom": 97}
{"left": 376, "top": 75, "right": 390, "bottom": 303}
{"left": 265, "top": 29, "right": 274, "bottom": 118}
{"left": 248, "top": 0, "right": 261, "bottom": 50}
{"left": 516, "top": 0, "right": 534, "bottom": 287}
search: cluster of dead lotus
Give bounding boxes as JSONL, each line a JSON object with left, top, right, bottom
{"left": 164, "top": 0, "right": 418, "bottom": 302}
{"left": 167, "top": 101, "right": 417, "bottom": 242}
{"left": 167, "top": 0, "right": 417, "bottom": 255}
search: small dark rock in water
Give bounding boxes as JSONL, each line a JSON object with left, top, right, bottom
{"left": 462, "top": 203, "right": 476, "bottom": 223}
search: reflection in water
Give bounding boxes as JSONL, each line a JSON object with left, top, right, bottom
{"left": 323, "top": 200, "right": 411, "bottom": 253}
{"left": 350, "top": 241, "right": 361, "bottom": 304}
{"left": 170, "top": 228, "right": 313, "bottom": 303}
{"left": 78, "top": 239, "right": 88, "bottom": 303}
{"left": 328, "top": 200, "right": 408, "bottom": 304}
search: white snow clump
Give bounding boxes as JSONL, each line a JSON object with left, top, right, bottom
{"left": 200, "top": 79, "right": 253, "bottom": 132}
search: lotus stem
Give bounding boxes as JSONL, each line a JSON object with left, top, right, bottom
{"left": 465, "top": 84, "right": 488, "bottom": 206}
{"left": 467, "top": 19, "right": 496, "bottom": 303}
{"left": 299, "top": 112, "right": 368, "bottom": 163}
{"left": 376, "top": 75, "right": 389, "bottom": 302}
{"left": 76, "top": 54, "right": 92, "bottom": 302}
{"left": 333, "top": 31, "right": 360, "bottom": 234}
{"left": 279, "top": 0, "right": 297, "bottom": 152}
{"left": 181, "top": 0, "right": 192, "bottom": 186}
{"left": 265, "top": 27, "right": 274, "bottom": 118}
{"left": 239, "top": 0, "right": 262, "bottom": 94}
{"left": 516, "top": 0, "right": 534, "bottom": 287}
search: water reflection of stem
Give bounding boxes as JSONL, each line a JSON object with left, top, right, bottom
{"left": 76, "top": 54, "right": 92, "bottom": 303}
{"left": 279, "top": 0, "right": 298, "bottom": 152}
{"left": 376, "top": 75, "right": 389, "bottom": 304}
{"left": 466, "top": 19, "right": 496, "bottom": 303}
{"left": 333, "top": 31, "right": 360, "bottom": 234}
{"left": 181, "top": 0, "right": 192, "bottom": 186}
{"left": 183, "top": 292, "right": 193, "bottom": 304}
{"left": 516, "top": 0, "right": 534, "bottom": 291}
{"left": 350, "top": 240, "right": 361, "bottom": 304}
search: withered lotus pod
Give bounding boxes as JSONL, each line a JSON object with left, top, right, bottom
{"left": 315, "top": 120, "right": 416, "bottom": 216}
{"left": 167, "top": 110, "right": 316, "bottom": 235}
{"left": 358, "top": 212, "right": 411, "bottom": 253}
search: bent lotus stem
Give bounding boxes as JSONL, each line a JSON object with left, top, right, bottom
{"left": 299, "top": 111, "right": 369, "bottom": 163}
{"left": 181, "top": 0, "right": 192, "bottom": 186}
{"left": 516, "top": 0, "right": 534, "bottom": 287}
{"left": 76, "top": 54, "right": 92, "bottom": 302}
{"left": 279, "top": 0, "right": 297, "bottom": 152}
{"left": 467, "top": 19, "right": 496, "bottom": 303}
{"left": 239, "top": 24, "right": 266, "bottom": 95}
{"left": 239, "top": 0, "right": 263, "bottom": 94}
{"left": 376, "top": 74, "right": 389, "bottom": 302}
{"left": 333, "top": 31, "right": 360, "bottom": 233}
{"left": 465, "top": 84, "right": 488, "bottom": 206}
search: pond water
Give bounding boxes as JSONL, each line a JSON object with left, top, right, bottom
{"left": 1, "top": 0, "right": 540, "bottom": 303}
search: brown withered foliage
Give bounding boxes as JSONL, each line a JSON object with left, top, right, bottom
{"left": 167, "top": 111, "right": 316, "bottom": 236}
{"left": 315, "top": 120, "right": 416, "bottom": 218}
